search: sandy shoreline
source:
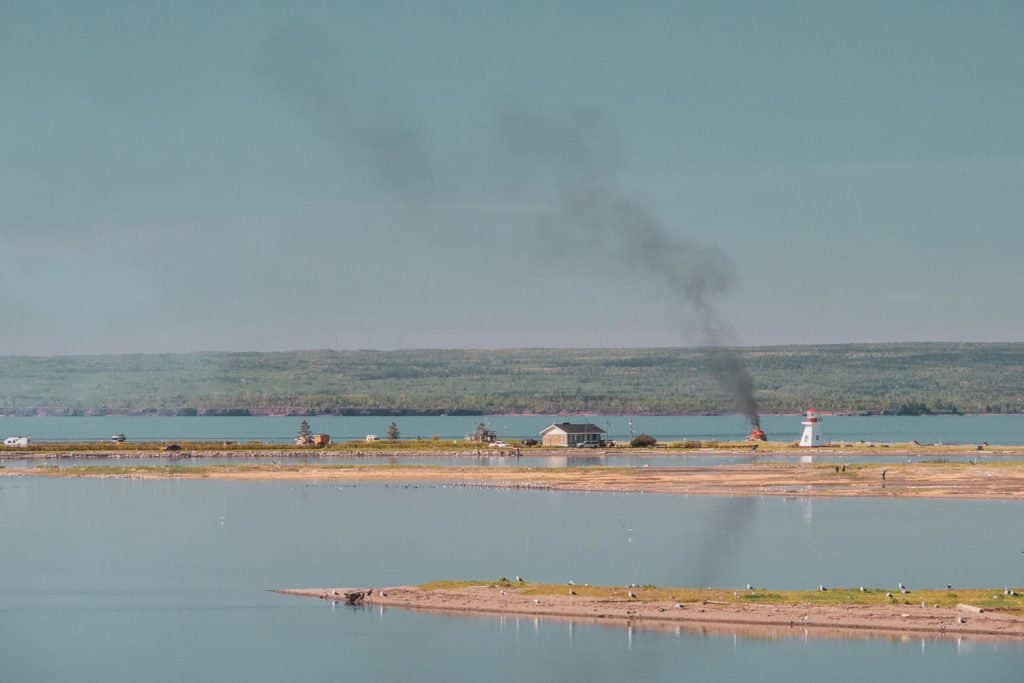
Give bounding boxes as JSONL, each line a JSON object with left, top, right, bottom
{"left": 4, "top": 460, "right": 1024, "bottom": 500}
{"left": 273, "top": 584, "right": 1024, "bottom": 641}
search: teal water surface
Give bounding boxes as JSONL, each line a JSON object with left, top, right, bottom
{"left": 1, "top": 478, "right": 1022, "bottom": 681}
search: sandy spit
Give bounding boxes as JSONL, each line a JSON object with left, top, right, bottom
{"left": 4, "top": 462, "right": 1024, "bottom": 500}
{"left": 273, "top": 585, "right": 1024, "bottom": 641}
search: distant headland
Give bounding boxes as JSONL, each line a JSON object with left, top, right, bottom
{"left": 1, "top": 342, "right": 1022, "bottom": 416}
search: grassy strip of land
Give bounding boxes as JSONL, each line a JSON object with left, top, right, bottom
{"left": 7, "top": 439, "right": 1024, "bottom": 456}
{"left": 418, "top": 580, "right": 1024, "bottom": 614}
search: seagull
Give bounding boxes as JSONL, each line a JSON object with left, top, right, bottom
{"left": 801, "top": 614, "right": 809, "bottom": 623}
{"left": 380, "top": 591, "right": 387, "bottom": 598}
{"left": 516, "top": 576, "right": 524, "bottom": 583}
{"left": 674, "top": 603, "right": 683, "bottom": 609}
{"left": 533, "top": 599, "right": 542, "bottom": 605}
{"left": 859, "top": 587, "right": 866, "bottom": 593}
{"left": 947, "top": 584, "right": 953, "bottom": 590}
{"left": 819, "top": 585, "right": 828, "bottom": 592}
{"left": 746, "top": 584, "right": 753, "bottom": 590}
{"left": 957, "top": 616, "right": 966, "bottom": 624}
{"left": 500, "top": 590, "right": 507, "bottom": 596}
{"left": 886, "top": 592, "right": 894, "bottom": 599}
{"left": 628, "top": 591, "right": 638, "bottom": 599}
{"left": 898, "top": 582, "right": 906, "bottom": 591}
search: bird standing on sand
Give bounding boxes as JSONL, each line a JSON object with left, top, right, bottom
{"left": 947, "top": 584, "right": 953, "bottom": 590}
{"left": 516, "top": 576, "right": 524, "bottom": 583}
{"left": 859, "top": 587, "right": 866, "bottom": 593}
{"left": 957, "top": 616, "right": 966, "bottom": 624}
{"left": 746, "top": 584, "right": 753, "bottom": 590}
{"left": 886, "top": 592, "right": 894, "bottom": 599}
{"left": 628, "top": 591, "right": 638, "bottom": 599}
{"left": 819, "top": 585, "right": 828, "bottom": 592}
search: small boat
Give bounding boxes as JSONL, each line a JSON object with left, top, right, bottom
{"left": 111, "top": 433, "right": 126, "bottom": 443}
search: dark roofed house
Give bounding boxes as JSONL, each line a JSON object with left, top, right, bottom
{"left": 540, "top": 422, "right": 606, "bottom": 447}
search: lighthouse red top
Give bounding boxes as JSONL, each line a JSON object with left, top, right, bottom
{"left": 804, "top": 408, "right": 818, "bottom": 423}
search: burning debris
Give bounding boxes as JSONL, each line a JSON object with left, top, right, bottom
{"left": 747, "top": 426, "right": 767, "bottom": 442}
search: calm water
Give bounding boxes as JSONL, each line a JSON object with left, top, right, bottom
{"left": 2, "top": 414, "right": 1023, "bottom": 445}
{"left": 1, "top": 478, "right": 1022, "bottom": 681}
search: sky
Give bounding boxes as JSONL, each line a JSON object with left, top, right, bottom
{"left": 1, "top": 0, "right": 1022, "bottom": 354}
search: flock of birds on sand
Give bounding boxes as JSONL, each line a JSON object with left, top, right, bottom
{"left": 325, "top": 575, "right": 1017, "bottom": 628}
{"left": 494, "top": 576, "right": 1019, "bottom": 625}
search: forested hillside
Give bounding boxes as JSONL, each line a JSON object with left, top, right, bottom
{"left": 1, "top": 344, "right": 1021, "bottom": 415}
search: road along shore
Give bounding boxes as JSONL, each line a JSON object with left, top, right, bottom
{"left": 273, "top": 582, "right": 1024, "bottom": 641}
{"left": 4, "top": 461, "right": 1024, "bottom": 500}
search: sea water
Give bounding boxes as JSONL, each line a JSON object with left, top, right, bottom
{"left": 1, "top": 478, "right": 1021, "bottom": 682}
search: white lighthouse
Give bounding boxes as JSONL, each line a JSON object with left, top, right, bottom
{"left": 799, "top": 408, "right": 824, "bottom": 447}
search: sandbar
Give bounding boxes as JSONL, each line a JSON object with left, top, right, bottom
{"left": 4, "top": 461, "right": 1024, "bottom": 500}
{"left": 273, "top": 581, "right": 1024, "bottom": 641}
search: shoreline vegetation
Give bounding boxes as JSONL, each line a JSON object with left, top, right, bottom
{"left": 274, "top": 581, "right": 1024, "bottom": 641}
{"left": 2, "top": 343, "right": 1023, "bottom": 416}
{"left": 4, "top": 457, "right": 1024, "bottom": 500}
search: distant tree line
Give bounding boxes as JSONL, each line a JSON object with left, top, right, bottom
{"left": 1, "top": 343, "right": 1023, "bottom": 416}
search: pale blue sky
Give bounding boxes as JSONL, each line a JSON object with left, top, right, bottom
{"left": 2, "top": 1, "right": 1021, "bottom": 353}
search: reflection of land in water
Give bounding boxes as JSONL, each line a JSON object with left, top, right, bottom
{"left": 403, "top": 605, "right": 1020, "bottom": 646}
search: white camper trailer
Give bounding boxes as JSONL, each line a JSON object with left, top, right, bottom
{"left": 3, "top": 436, "right": 30, "bottom": 447}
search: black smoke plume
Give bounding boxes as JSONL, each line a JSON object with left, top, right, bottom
{"left": 496, "top": 105, "right": 760, "bottom": 425}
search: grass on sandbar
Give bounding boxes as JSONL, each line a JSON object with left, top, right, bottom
{"left": 417, "top": 580, "right": 1024, "bottom": 613}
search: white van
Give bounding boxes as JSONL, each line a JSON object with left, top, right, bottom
{"left": 3, "top": 436, "right": 30, "bottom": 447}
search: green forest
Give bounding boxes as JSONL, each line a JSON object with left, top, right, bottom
{"left": 1, "top": 343, "right": 1022, "bottom": 416}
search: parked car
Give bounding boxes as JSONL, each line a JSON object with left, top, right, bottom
{"left": 490, "top": 441, "right": 511, "bottom": 448}
{"left": 576, "top": 440, "right": 601, "bottom": 448}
